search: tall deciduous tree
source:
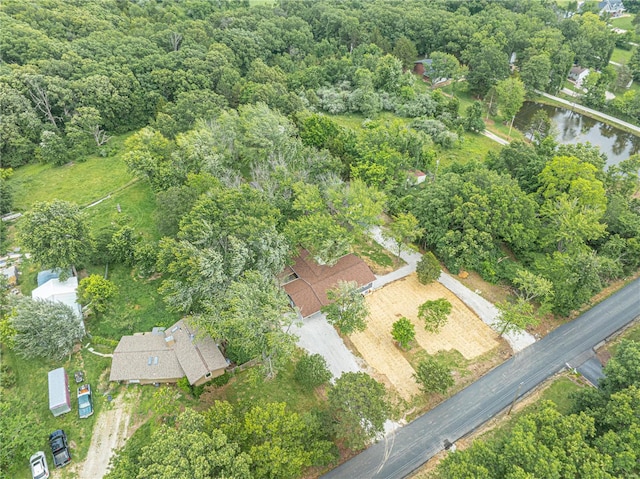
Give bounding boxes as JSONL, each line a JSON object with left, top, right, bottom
{"left": 418, "top": 298, "right": 452, "bottom": 333}
{"left": 416, "top": 252, "right": 441, "bottom": 285}
{"left": 391, "top": 317, "right": 415, "bottom": 350}
{"left": 78, "top": 274, "right": 117, "bottom": 315}
{"left": 328, "top": 372, "right": 390, "bottom": 449}
{"left": 9, "top": 297, "right": 84, "bottom": 360}
{"left": 384, "top": 212, "right": 423, "bottom": 261}
{"left": 204, "top": 271, "right": 297, "bottom": 379}
{"left": 294, "top": 353, "right": 333, "bottom": 389}
{"left": 495, "top": 298, "right": 538, "bottom": 336}
{"left": 495, "top": 77, "right": 525, "bottom": 139}
{"left": 18, "top": 200, "right": 92, "bottom": 277}
{"left": 203, "top": 400, "right": 335, "bottom": 479}
{"left": 392, "top": 37, "right": 418, "bottom": 70}
{"left": 321, "top": 280, "right": 369, "bottom": 335}
{"left": 109, "top": 408, "right": 252, "bottom": 479}
{"left": 413, "top": 356, "right": 454, "bottom": 394}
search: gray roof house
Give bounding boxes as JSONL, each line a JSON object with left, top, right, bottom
{"left": 109, "top": 319, "right": 228, "bottom": 386}
{"left": 598, "top": 0, "right": 625, "bottom": 17}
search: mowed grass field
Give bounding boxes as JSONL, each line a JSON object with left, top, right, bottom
{"left": 9, "top": 134, "right": 134, "bottom": 211}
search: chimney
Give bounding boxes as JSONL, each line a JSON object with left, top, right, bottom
{"left": 165, "top": 335, "right": 175, "bottom": 347}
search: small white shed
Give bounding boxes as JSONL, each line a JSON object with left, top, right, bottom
{"left": 48, "top": 368, "right": 71, "bottom": 417}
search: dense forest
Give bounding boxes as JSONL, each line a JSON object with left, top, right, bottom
{"left": 2, "top": 0, "right": 640, "bottom": 477}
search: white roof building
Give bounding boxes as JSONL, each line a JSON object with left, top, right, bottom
{"left": 32, "top": 276, "right": 83, "bottom": 322}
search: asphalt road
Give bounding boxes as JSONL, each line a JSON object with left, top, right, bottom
{"left": 323, "top": 277, "right": 640, "bottom": 479}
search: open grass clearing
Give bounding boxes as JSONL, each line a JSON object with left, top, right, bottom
{"left": 83, "top": 264, "right": 179, "bottom": 340}
{"left": 610, "top": 14, "right": 635, "bottom": 32}
{"left": 8, "top": 135, "right": 134, "bottom": 212}
{"left": 349, "top": 273, "right": 500, "bottom": 401}
{"left": 83, "top": 179, "right": 159, "bottom": 240}
{"left": 611, "top": 46, "right": 634, "bottom": 65}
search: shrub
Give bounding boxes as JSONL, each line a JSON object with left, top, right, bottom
{"left": 294, "top": 353, "right": 333, "bottom": 389}
{"left": 391, "top": 317, "right": 415, "bottom": 350}
{"left": 417, "top": 252, "right": 441, "bottom": 284}
{"left": 413, "top": 356, "right": 454, "bottom": 394}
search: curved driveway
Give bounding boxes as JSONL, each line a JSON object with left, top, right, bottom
{"left": 323, "top": 277, "right": 640, "bottom": 479}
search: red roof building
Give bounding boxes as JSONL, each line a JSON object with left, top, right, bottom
{"left": 282, "top": 249, "right": 376, "bottom": 318}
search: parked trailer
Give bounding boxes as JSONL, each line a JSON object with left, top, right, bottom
{"left": 48, "top": 368, "right": 71, "bottom": 417}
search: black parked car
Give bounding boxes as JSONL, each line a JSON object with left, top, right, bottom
{"left": 49, "top": 430, "right": 71, "bottom": 468}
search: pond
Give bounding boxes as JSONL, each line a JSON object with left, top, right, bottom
{"left": 513, "top": 101, "right": 640, "bottom": 166}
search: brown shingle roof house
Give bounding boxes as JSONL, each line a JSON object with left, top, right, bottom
{"left": 282, "top": 249, "right": 376, "bottom": 318}
{"left": 109, "top": 319, "right": 228, "bottom": 386}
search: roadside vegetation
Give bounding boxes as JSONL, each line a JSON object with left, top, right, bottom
{"left": 1, "top": 1, "right": 640, "bottom": 478}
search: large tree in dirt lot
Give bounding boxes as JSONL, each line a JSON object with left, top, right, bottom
{"left": 18, "top": 199, "right": 92, "bottom": 278}
{"left": 321, "top": 280, "right": 369, "bottom": 335}
{"left": 413, "top": 356, "right": 454, "bottom": 394}
{"left": 9, "top": 297, "right": 84, "bottom": 360}
{"left": 391, "top": 316, "right": 416, "bottom": 350}
{"left": 418, "top": 298, "right": 452, "bottom": 333}
{"left": 328, "top": 372, "right": 390, "bottom": 450}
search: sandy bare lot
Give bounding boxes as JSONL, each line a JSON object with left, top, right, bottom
{"left": 350, "top": 274, "right": 500, "bottom": 401}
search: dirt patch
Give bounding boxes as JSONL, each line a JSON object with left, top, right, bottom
{"left": 70, "top": 388, "right": 139, "bottom": 479}
{"left": 451, "top": 269, "right": 511, "bottom": 305}
{"left": 349, "top": 274, "right": 500, "bottom": 401}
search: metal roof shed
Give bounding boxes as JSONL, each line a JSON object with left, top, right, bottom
{"left": 48, "top": 368, "right": 71, "bottom": 417}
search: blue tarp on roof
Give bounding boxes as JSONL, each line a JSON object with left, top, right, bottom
{"left": 37, "top": 268, "right": 71, "bottom": 287}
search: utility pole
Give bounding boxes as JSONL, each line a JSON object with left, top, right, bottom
{"left": 507, "top": 381, "right": 524, "bottom": 415}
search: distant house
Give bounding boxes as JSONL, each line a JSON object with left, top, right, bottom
{"left": 0, "top": 265, "right": 18, "bottom": 287}
{"left": 32, "top": 274, "right": 83, "bottom": 322}
{"left": 599, "top": 0, "right": 625, "bottom": 17}
{"left": 281, "top": 249, "right": 376, "bottom": 318}
{"left": 568, "top": 66, "right": 590, "bottom": 88}
{"left": 413, "top": 59, "right": 448, "bottom": 85}
{"left": 407, "top": 169, "right": 427, "bottom": 185}
{"left": 109, "top": 319, "right": 228, "bottom": 386}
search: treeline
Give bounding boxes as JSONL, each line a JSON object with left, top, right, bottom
{"left": 0, "top": 0, "right": 618, "bottom": 167}
{"left": 436, "top": 340, "right": 640, "bottom": 478}
{"left": 405, "top": 141, "right": 640, "bottom": 316}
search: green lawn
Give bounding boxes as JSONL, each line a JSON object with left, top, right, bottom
{"left": 610, "top": 15, "right": 635, "bottom": 32}
{"left": 2, "top": 347, "right": 111, "bottom": 479}
{"left": 84, "top": 179, "right": 160, "bottom": 240}
{"left": 9, "top": 134, "right": 135, "bottom": 212}
{"left": 611, "top": 46, "right": 634, "bottom": 65}
{"left": 84, "top": 263, "right": 179, "bottom": 340}
{"left": 435, "top": 132, "right": 501, "bottom": 167}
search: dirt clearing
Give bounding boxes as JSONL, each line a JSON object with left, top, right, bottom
{"left": 350, "top": 274, "right": 500, "bottom": 401}
{"left": 70, "top": 388, "right": 139, "bottom": 479}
